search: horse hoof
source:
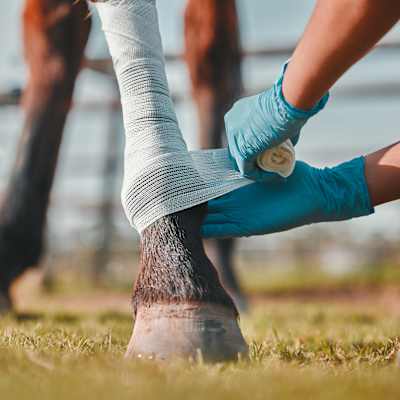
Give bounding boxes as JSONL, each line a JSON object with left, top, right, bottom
{"left": 125, "top": 303, "right": 248, "bottom": 362}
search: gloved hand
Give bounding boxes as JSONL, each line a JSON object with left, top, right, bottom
{"left": 225, "top": 62, "right": 329, "bottom": 181}
{"left": 202, "top": 157, "right": 374, "bottom": 238}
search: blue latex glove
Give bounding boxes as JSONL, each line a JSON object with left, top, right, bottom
{"left": 225, "top": 62, "right": 329, "bottom": 181}
{"left": 202, "top": 157, "right": 374, "bottom": 238}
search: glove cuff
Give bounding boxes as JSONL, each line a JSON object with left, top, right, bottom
{"left": 275, "top": 61, "right": 330, "bottom": 120}
{"left": 321, "top": 156, "right": 375, "bottom": 221}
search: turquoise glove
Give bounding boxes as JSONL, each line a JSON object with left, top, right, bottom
{"left": 225, "top": 63, "right": 329, "bottom": 181}
{"left": 202, "top": 157, "right": 374, "bottom": 238}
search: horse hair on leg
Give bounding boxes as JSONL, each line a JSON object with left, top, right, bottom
{"left": 127, "top": 204, "right": 247, "bottom": 362}
{"left": 132, "top": 205, "right": 237, "bottom": 315}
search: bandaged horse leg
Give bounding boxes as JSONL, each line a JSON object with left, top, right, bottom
{"left": 94, "top": 0, "right": 249, "bottom": 360}
{"left": 0, "top": 0, "right": 90, "bottom": 310}
{"left": 184, "top": 0, "right": 247, "bottom": 312}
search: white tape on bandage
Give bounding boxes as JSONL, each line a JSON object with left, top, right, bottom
{"left": 95, "top": 0, "right": 295, "bottom": 233}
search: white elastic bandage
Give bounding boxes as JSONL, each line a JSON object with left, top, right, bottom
{"left": 257, "top": 140, "right": 295, "bottom": 178}
{"left": 95, "top": 0, "right": 295, "bottom": 233}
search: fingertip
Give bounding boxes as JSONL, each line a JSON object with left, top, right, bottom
{"left": 201, "top": 225, "right": 221, "bottom": 239}
{"left": 200, "top": 225, "right": 211, "bottom": 238}
{"left": 201, "top": 223, "right": 244, "bottom": 239}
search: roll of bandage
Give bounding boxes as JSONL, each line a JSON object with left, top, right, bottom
{"left": 256, "top": 140, "right": 296, "bottom": 178}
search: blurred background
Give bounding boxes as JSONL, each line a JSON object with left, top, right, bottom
{"left": 1, "top": 0, "right": 400, "bottom": 301}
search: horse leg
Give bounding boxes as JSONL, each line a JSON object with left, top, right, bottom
{"left": 126, "top": 204, "right": 248, "bottom": 362}
{"left": 0, "top": 0, "right": 90, "bottom": 309}
{"left": 184, "top": 0, "right": 247, "bottom": 311}
{"left": 93, "top": 0, "right": 248, "bottom": 361}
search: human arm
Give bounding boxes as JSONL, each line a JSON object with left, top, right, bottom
{"left": 283, "top": 0, "right": 400, "bottom": 109}
{"left": 225, "top": 0, "right": 400, "bottom": 180}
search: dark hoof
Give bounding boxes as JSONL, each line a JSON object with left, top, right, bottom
{"left": 126, "top": 303, "right": 248, "bottom": 362}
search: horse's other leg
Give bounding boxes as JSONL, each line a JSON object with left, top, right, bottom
{"left": 0, "top": 0, "right": 90, "bottom": 309}
{"left": 184, "top": 0, "right": 247, "bottom": 311}
{"left": 126, "top": 204, "right": 248, "bottom": 362}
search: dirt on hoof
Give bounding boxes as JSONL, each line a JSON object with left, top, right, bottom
{"left": 125, "top": 303, "right": 248, "bottom": 363}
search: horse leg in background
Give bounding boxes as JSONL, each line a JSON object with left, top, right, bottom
{"left": 184, "top": 0, "right": 247, "bottom": 311}
{"left": 0, "top": 0, "right": 91, "bottom": 311}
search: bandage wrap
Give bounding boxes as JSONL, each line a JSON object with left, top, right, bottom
{"left": 95, "top": 0, "right": 294, "bottom": 233}
{"left": 257, "top": 140, "right": 295, "bottom": 178}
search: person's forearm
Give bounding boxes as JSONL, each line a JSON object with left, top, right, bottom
{"left": 365, "top": 142, "right": 400, "bottom": 207}
{"left": 283, "top": 0, "right": 400, "bottom": 110}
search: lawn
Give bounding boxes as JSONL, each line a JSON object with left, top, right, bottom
{"left": 2, "top": 292, "right": 400, "bottom": 400}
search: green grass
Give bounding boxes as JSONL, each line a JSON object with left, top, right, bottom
{"left": 2, "top": 301, "right": 400, "bottom": 399}
{"left": 238, "top": 262, "right": 400, "bottom": 294}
